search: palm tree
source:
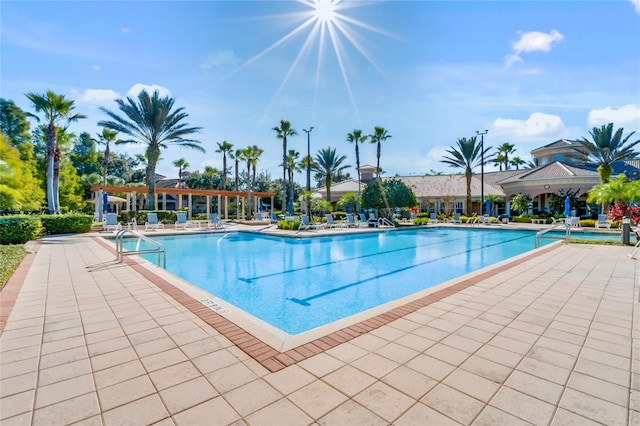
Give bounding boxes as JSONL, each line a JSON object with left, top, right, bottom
{"left": 203, "top": 165, "right": 218, "bottom": 189}
{"left": 98, "top": 89, "right": 204, "bottom": 210}
{"left": 587, "top": 173, "right": 633, "bottom": 208}
{"left": 25, "top": 90, "right": 86, "bottom": 213}
{"left": 578, "top": 122, "right": 640, "bottom": 184}
{"left": 525, "top": 157, "right": 539, "bottom": 169}
{"left": 172, "top": 158, "right": 190, "bottom": 187}
{"left": 496, "top": 142, "right": 516, "bottom": 171}
{"left": 441, "top": 136, "right": 492, "bottom": 215}
{"left": 370, "top": 126, "right": 392, "bottom": 215}
{"left": 242, "top": 145, "right": 263, "bottom": 218}
{"left": 93, "top": 128, "right": 119, "bottom": 187}
{"left": 273, "top": 120, "right": 297, "bottom": 212}
{"left": 510, "top": 156, "right": 525, "bottom": 170}
{"left": 346, "top": 129, "right": 368, "bottom": 195}
{"left": 492, "top": 153, "right": 506, "bottom": 171}
{"left": 215, "top": 140, "right": 234, "bottom": 190}
{"left": 285, "top": 149, "right": 301, "bottom": 213}
{"left": 231, "top": 148, "right": 243, "bottom": 191}
{"left": 313, "top": 147, "right": 349, "bottom": 202}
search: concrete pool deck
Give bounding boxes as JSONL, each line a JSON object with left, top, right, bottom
{"left": 0, "top": 225, "right": 638, "bottom": 425}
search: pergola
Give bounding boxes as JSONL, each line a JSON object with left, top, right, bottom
{"left": 91, "top": 185, "right": 277, "bottom": 220}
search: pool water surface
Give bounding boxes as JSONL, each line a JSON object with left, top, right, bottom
{"left": 124, "top": 228, "right": 551, "bottom": 334}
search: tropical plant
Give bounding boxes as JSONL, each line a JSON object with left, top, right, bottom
{"left": 549, "top": 189, "right": 580, "bottom": 215}
{"left": 511, "top": 193, "right": 532, "bottom": 215}
{"left": 298, "top": 191, "right": 314, "bottom": 215}
{"left": 94, "top": 129, "right": 119, "bottom": 187}
{"left": 510, "top": 156, "right": 525, "bottom": 170}
{"left": 203, "top": 166, "right": 219, "bottom": 189}
{"left": 492, "top": 153, "right": 506, "bottom": 171}
{"left": 496, "top": 142, "right": 516, "bottom": 171}
{"left": 441, "top": 136, "right": 492, "bottom": 215}
{"left": 25, "top": 90, "right": 86, "bottom": 213}
{"left": 313, "top": 147, "right": 349, "bottom": 202}
{"left": 242, "top": 145, "right": 263, "bottom": 218}
{"left": 172, "top": 158, "right": 190, "bottom": 188}
{"left": 587, "top": 173, "right": 637, "bottom": 208}
{"left": 336, "top": 192, "right": 360, "bottom": 213}
{"left": 370, "top": 126, "right": 392, "bottom": 215}
{"left": 484, "top": 194, "right": 503, "bottom": 216}
{"left": 525, "top": 157, "right": 539, "bottom": 169}
{"left": 578, "top": 122, "right": 640, "bottom": 184}
{"left": 346, "top": 129, "right": 368, "bottom": 195}
{"left": 215, "top": 140, "right": 234, "bottom": 190}
{"left": 98, "top": 89, "right": 204, "bottom": 210}
{"left": 273, "top": 120, "right": 297, "bottom": 212}
{"left": 285, "top": 149, "right": 301, "bottom": 214}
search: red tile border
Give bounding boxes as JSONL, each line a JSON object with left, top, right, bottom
{"left": 91, "top": 236, "right": 560, "bottom": 372}
{"left": 0, "top": 240, "right": 42, "bottom": 334}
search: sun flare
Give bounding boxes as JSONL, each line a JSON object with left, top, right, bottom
{"left": 313, "top": 0, "right": 338, "bottom": 23}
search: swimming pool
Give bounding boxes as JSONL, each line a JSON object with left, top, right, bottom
{"left": 123, "top": 228, "right": 552, "bottom": 335}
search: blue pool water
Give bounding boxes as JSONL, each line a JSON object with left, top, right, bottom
{"left": 124, "top": 228, "right": 551, "bottom": 334}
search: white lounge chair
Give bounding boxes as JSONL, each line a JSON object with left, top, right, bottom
{"left": 145, "top": 213, "right": 164, "bottom": 230}
{"left": 325, "top": 214, "right": 347, "bottom": 229}
{"left": 104, "top": 213, "right": 122, "bottom": 232}
{"left": 451, "top": 212, "right": 462, "bottom": 224}
{"left": 629, "top": 227, "right": 640, "bottom": 259}
{"left": 360, "top": 213, "right": 377, "bottom": 228}
{"left": 429, "top": 213, "right": 439, "bottom": 224}
{"left": 298, "top": 214, "right": 323, "bottom": 232}
{"left": 569, "top": 217, "right": 582, "bottom": 229}
{"left": 345, "top": 213, "right": 361, "bottom": 228}
{"left": 208, "top": 213, "right": 223, "bottom": 229}
{"left": 174, "top": 212, "right": 194, "bottom": 230}
{"left": 595, "top": 214, "right": 611, "bottom": 229}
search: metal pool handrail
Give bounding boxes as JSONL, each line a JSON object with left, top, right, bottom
{"left": 115, "top": 229, "right": 166, "bottom": 268}
{"left": 535, "top": 222, "right": 571, "bottom": 248}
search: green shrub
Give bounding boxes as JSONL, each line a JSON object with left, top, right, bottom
{"left": 512, "top": 215, "right": 532, "bottom": 223}
{"left": 580, "top": 219, "right": 595, "bottom": 228}
{"left": 278, "top": 219, "right": 300, "bottom": 230}
{"left": 40, "top": 214, "right": 93, "bottom": 235}
{"left": 0, "top": 215, "right": 43, "bottom": 244}
{"left": 120, "top": 211, "right": 177, "bottom": 224}
{"left": 0, "top": 244, "right": 26, "bottom": 290}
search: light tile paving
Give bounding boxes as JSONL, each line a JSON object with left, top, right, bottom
{"left": 0, "top": 231, "right": 637, "bottom": 425}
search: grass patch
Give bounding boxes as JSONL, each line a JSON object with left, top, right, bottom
{"left": 0, "top": 245, "right": 26, "bottom": 291}
{"left": 569, "top": 239, "right": 624, "bottom": 245}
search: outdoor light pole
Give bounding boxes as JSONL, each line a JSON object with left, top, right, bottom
{"left": 476, "top": 129, "right": 488, "bottom": 215}
{"left": 303, "top": 127, "right": 314, "bottom": 192}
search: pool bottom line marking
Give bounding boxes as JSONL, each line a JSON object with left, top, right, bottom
{"left": 287, "top": 233, "right": 532, "bottom": 306}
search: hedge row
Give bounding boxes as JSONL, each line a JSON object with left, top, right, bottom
{"left": 0, "top": 213, "right": 93, "bottom": 245}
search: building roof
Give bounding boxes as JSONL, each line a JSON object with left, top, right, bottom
{"left": 530, "top": 139, "right": 583, "bottom": 153}
{"left": 315, "top": 179, "right": 363, "bottom": 195}
{"left": 496, "top": 161, "right": 598, "bottom": 184}
{"left": 396, "top": 175, "right": 505, "bottom": 198}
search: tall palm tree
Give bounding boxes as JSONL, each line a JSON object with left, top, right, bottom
{"left": 93, "top": 128, "right": 119, "bottom": 187}
{"left": 370, "top": 126, "right": 392, "bottom": 215}
{"left": 492, "top": 153, "right": 506, "bottom": 171}
{"left": 286, "top": 149, "right": 301, "bottom": 213}
{"left": 172, "top": 158, "right": 190, "bottom": 187}
{"left": 496, "top": 142, "right": 516, "bottom": 171}
{"left": 346, "top": 129, "right": 368, "bottom": 195}
{"left": 441, "top": 136, "right": 492, "bottom": 215}
{"left": 231, "top": 148, "right": 243, "bottom": 191}
{"left": 273, "top": 120, "right": 297, "bottom": 211}
{"left": 25, "top": 90, "right": 86, "bottom": 213}
{"left": 525, "top": 157, "right": 539, "bottom": 169}
{"left": 578, "top": 122, "right": 640, "bottom": 183}
{"left": 510, "top": 156, "right": 525, "bottom": 170}
{"left": 243, "top": 145, "right": 263, "bottom": 218}
{"left": 98, "top": 89, "right": 204, "bottom": 210}
{"left": 215, "top": 140, "right": 234, "bottom": 190}
{"left": 203, "top": 165, "right": 218, "bottom": 189}
{"left": 313, "top": 147, "right": 350, "bottom": 202}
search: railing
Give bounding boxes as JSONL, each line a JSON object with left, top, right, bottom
{"left": 535, "top": 222, "right": 571, "bottom": 248}
{"left": 380, "top": 217, "right": 396, "bottom": 227}
{"left": 115, "top": 229, "right": 166, "bottom": 268}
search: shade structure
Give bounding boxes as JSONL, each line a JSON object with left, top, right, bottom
{"left": 564, "top": 196, "right": 571, "bottom": 217}
{"left": 90, "top": 195, "right": 128, "bottom": 204}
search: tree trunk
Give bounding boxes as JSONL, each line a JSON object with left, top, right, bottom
{"left": 53, "top": 145, "right": 61, "bottom": 213}
{"left": 146, "top": 147, "right": 160, "bottom": 211}
{"left": 465, "top": 171, "right": 472, "bottom": 216}
{"left": 45, "top": 123, "right": 56, "bottom": 213}
{"left": 282, "top": 136, "right": 287, "bottom": 212}
{"left": 246, "top": 163, "right": 252, "bottom": 219}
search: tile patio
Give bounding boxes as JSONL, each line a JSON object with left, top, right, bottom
{"left": 0, "top": 228, "right": 638, "bottom": 425}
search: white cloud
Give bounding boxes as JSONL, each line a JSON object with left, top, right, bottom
{"left": 77, "top": 88, "right": 120, "bottom": 106}
{"left": 92, "top": 64, "right": 101, "bottom": 71}
{"left": 588, "top": 104, "right": 640, "bottom": 132}
{"left": 492, "top": 112, "right": 565, "bottom": 139}
{"left": 121, "top": 27, "right": 132, "bottom": 34}
{"left": 200, "top": 50, "right": 238, "bottom": 69}
{"left": 629, "top": 0, "right": 640, "bottom": 14}
{"left": 127, "top": 84, "right": 172, "bottom": 98}
{"left": 505, "top": 29, "right": 564, "bottom": 66}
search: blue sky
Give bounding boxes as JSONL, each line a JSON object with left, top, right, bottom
{"left": 2, "top": 0, "right": 639, "bottom": 183}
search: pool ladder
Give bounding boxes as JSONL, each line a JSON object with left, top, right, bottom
{"left": 535, "top": 222, "right": 571, "bottom": 248}
{"left": 115, "top": 229, "right": 166, "bottom": 268}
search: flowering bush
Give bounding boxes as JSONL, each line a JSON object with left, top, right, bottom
{"left": 607, "top": 203, "right": 640, "bottom": 225}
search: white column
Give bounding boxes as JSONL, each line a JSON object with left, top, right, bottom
{"left": 188, "top": 194, "right": 193, "bottom": 219}
{"left": 132, "top": 191, "right": 137, "bottom": 212}
{"left": 162, "top": 192, "right": 167, "bottom": 211}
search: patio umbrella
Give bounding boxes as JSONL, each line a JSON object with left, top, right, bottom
{"left": 288, "top": 199, "right": 294, "bottom": 216}
{"left": 564, "top": 196, "right": 571, "bottom": 217}
{"left": 259, "top": 199, "right": 264, "bottom": 211}
{"left": 102, "top": 193, "right": 109, "bottom": 212}
{"left": 485, "top": 199, "right": 491, "bottom": 215}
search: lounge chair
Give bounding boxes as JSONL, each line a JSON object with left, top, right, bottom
{"left": 569, "top": 217, "right": 582, "bottom": 229}
{"left": 595, "top": 214, "right": 611, "bottom": 229}
{"left": 428, "top": 212, "right": 439, "bottom": 224}
{"left": 325, "top": 214, "right": 347, "bottom": 229}
{"left": 629, "top": 227, "right": 640, "bottom": 259}
{"left": 208, "top": 213, "right": 223, "bottom": 229}
{"left": 255, "top": 212, "right": 267, "bottom": 221}
{"left": 451, "top": 212, "right": 462, "bottom": 224}
{"left": 361, "top": 213, "right": 378, "bottom": 228}
{"left": 104, "top": 213, "right": 122, "bottom": 232}
{"left": 145, "top": 213, "right": 164, "bottom": 230}
{"left": 298, "top": 214, "right": 323, "bottom": 232}
{"left": 346, "top": 213, "right": 364, "bottom": 228}
{"left": 174, "top": 212, "right": 194, "bottom": 230}
{"left": 271, "top": 212, "right": 279, "bottom": 223}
